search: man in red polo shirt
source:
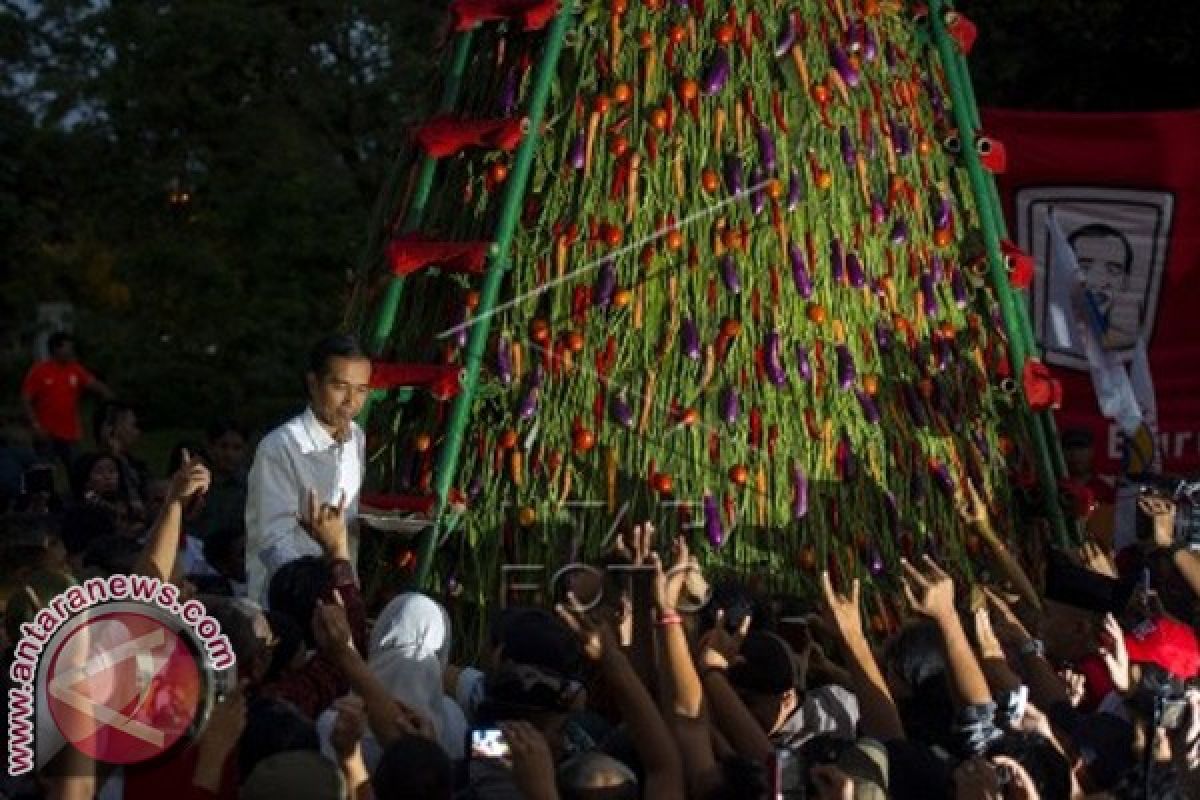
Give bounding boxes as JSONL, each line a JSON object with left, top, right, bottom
{"left": 21, "top": 331, "right": 113, "bottom": 469}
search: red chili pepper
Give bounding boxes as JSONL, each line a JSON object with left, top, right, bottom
{"left": 645, "top": 128, "right": 658, "bottom": 162}
{"left": 754, "top": 346, "right": 765, "bottom": 384}
{"left": 611, "top": 157, "right": 629, "bottom": 200}
{"left": 688, "top": 243, "right": 700, "bottom": 270}
{"left": 573, "top": 286, "right": 589, "bottom": 325}
{"left": 768, "top": 424, "right": 779, "bottom": 458}
{"left": 751, "top": 287, "right": 762, "bottom": 323}
{"left": 665, "top": 40, "right": 676, "bottom": 71}
{"left": 596, "top": 335, "right": 616, "bottom": 378}
{"left": 647, "top": 458, "right": 658, "bottom": 489}
{"left": 742, "top": 87, "right": 756, "bottom": 121}
{"left": 750, "top": 408, "right": 763, "bottom": 449}
{"left": 771, "top": 90, "right": 788, "bottom": 133}
{"left": 750, "top": 10, "right": 765, "bottom": 40}
{"left": 594, "top": 48, "right": 609, "bottom": 81}
{"left": 709, "top": 431, "right": 720, "bottom": 463}
{"left": 769, "top": 266, "right": 781, "bottom": 305}
{"left": 593, "top": 390, "right": 605, "bottom": 430}
{"left": 724, "top": 493, "right": 736, "bottom": 526}
{"left": 805, "top": 407, "right": 820, "bottom": 439}
{"left": 805, "top": 232, "right": 818, "bottom": 280}
{"left": 708, "top": 277, "right": 718, "bottom": 309}
{"left": 693, "top": 0, "right": 705, "bottom": 18}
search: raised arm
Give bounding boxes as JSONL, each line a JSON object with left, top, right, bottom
{"left": 557, "top": 601, "right": 684, "bottom": 800}
{"left": 136, "top": 450, "right": 210, "bottom": 581}
{"left": 697, "top": 612, "right": 774, "bottom": 764}
{"left": 820, "top": 571, "right": 905, "bottom": 741}
{"left": 960, "top": 480, "right": 1042, "bottom": 613}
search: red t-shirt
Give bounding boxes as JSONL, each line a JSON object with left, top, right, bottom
{"left": 21, "top": 360, "right": 95, "bottom": 441}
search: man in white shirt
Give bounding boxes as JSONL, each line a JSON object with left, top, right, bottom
{"left": 245, "top": 335, "right": 372, "bottom": 606}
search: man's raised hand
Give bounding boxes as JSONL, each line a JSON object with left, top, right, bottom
{"left": 820, "top": 570, "right": 864, "bottom": 645}
{"left": 900, "top": 556, "right": 957, "bottom": 623}
{"left": 298, "top": 487, "right": 349, "bottom": 560}
{"left": 169, "top": 448, "right": 211, "bottom": 504}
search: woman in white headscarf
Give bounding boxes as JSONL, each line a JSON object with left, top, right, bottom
{"left": 319, "top": 592, "right": 468, "bottom": 764}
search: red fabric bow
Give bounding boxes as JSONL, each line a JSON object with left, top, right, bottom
{"left": 1023, "top": 360, "right": 1063, "bottom": 411}
{"left": 448, "top": 0, "right": 558, "bottom": 32}
{"left": 386, "top": 237, "right": 490, "bottom": 277}
{"left": 359, "top": 493, "right": 436, "bottom": 515}
{"left": 976, "top": 135, "right": 1007, "bottom": 174}
{"left": 414, "top": 116, "right": 525, "bottom": 158}
{"left": 1000, "top": 239, "right": 1034, "bottom": 289}
{"left": 370, "top": 363, "right": 462, "bottom": 400}
{"left": 945, "top": 11, "right": 978, "bottom": 55}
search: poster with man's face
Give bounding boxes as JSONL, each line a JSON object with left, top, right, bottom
{"left": 1016, "top": 187, "right": 1173, "bottom": 370}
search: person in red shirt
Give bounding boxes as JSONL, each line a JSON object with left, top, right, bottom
{"left": 21, "top": 332, "right": 112, "bottom": 470}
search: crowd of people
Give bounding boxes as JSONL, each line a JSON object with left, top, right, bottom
{"left": 3, "top": 333, "right": 1200, "bottom": 799}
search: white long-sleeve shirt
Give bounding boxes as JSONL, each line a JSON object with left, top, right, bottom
{"left": 245, "top": 407, "right": 364, "bottom": 606}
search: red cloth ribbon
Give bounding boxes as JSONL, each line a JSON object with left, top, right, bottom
{"left": 976, "top": 135, "right": 1007, "bottom": 174}
{"left": 386, "top": 237, "right": 490, "bottom": 277}
{"left": 1000, "top": 239, "right": 1034, "bottom": 289}
{"left": 1023, "top": 359, "right": 1063, "bottom": 411}
{"left": 448, "top": 0, "right": 558, "bottom": 32}
{"left": 360, "top": 493, "right": 436, "bottom": 515}
{"left": 414, "top": 115, "right": 525, "bottom": 158}
{"left": 370, "top": 363, "right": 462, "bottom": 400}
{"left": 944, "top": 11, "right": 978, "bottom": 55}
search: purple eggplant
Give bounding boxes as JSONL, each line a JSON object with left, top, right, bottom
{"left": 870, "top": 194, "right": 886, "bottom": 226}
{"left": 610, "top": 390, "right": 634, "bottom": 428}
{"left": 836, "top": 344, "right": 856, "bottom": 390}
{"left": 889, "top": 218, "right": 909, "bottom": 244}
{"left": 935, "top": 336, "right": 951, "bottom": 372}
{"left": 467, "top": 471, "right": 483, "bottom": 503}
{"left": 594, "top": 258, "right": 616, "bottom": 310}
{"left": 931, "top": 461, "right": 955, "bottom": 496}
{"left": 869, "top": 549, "right": 885, "bottom": 576}
{"left": 856, "top": 388, "right": 880, "bottom": 424}
{"left": 703, "top": 492, "right": 725, "bottom": 548}
{"left": 889, "top": 118, "right": 911, "bottom": 156}
{"left": 792, "top": 463, "right": 809, "bottom": 519}
{"left": 757, "top": 125, "right": 778, "bottom": 174}
{"left": 495, "top": 335, "right": 513, "bottom": 385}
{"left": 846, "top": 251, "right": 866, "bottom": 289}
{"left": 498, "top": 67, "right": 518, "bottom": 116}
{"left": 840, "top": 433, "right": 858, "bottom": 481}
{"left": 863, "top": 26, "right": 878, "bottom": 62}
{"left": 930, "top": 377, "right": 949, "bottom": 416}
{"left": 795, "top": 344, "right": 812, "bottom": 382}
{"left": 787, "top": 166, "right": 804, "bottom": 211}
{"left": 719, "top": 386, "right": 739, "bottom": 425}
{"left": 910, "top": 469, "right": 926, "bottom": 501}
{"left": 933, "top": 193, "right": 952, "bottom": 230}
{"left": 775, "top": 11, "right": 797, "bottom": 57}
{"left": 789, "top": 242, "right": 813, "bottom": 298}
{"left": 529, "top": 361, "right": 545, "bottom": 388}
{"left": 885, "top": 41, "right": 899, "bottom": 71}
{"left": 951, "top": 268, "right": 968, "bottom": 308}
{"left": 764, "top": 331, "right": 788, "bottom": 387}
{"left": 919, "top": 271, "right": 938, "bottom": 318}
{"left": 845, "top": 18, "right": 864, "bottom": 52}
{"left": 830, "top": 238, "right": 845, "bottom": 284}
{"left": 839, "top": 125, "right": 856, "bottom": 168}
{"left": 568, "top": 132, "right": 585, "bottom": 170}
{"left": 723, "top": 153, "right": 744, "bottom": 196}
{"left": 721, "top": 253, "right": 741, "bottom": 295}
{"left": 518, "top": 386, "right": 539, "bottom": 420}
{"left": 882, "top": 490, "right": 899, "bottom": 535}
{"left": 702, "top": 47, "right": 731, "bottom": 96}
{"left": 902, "top": 382, "right": 929, "bottom": 428}
{"left": 931, "top": 254, "right": 944, "bottom": 282}
{"left": 750, "top": 165, "right": 766, "bottom": 214}
{"left": 682, "top": 318, "right": 701, "bottom": 360}
{"left": 829, "top": 43, "right": 860, "bottom": 87}
{"left": 875, "top": 321, "right": 893, "bottom": 353}
{"left": 449, "top": 305, "right": 470, "bottom": 348}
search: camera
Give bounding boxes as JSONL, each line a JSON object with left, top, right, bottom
{"left": 1132, "top": 473, "right": 1200, "bottom": 548}
{"left": 1129, "top": 664, "right": 1189, "bottom": 731}
{"left": 470, "top": 727, "right": 510, "bottom": 760}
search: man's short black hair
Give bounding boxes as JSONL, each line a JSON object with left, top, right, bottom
{"left": 267, "top": 555, "right": 332, "bottom": 648}
{"left": 47, "top": 332, "right": 74, "bottom": 353}
{"left": 307, "top": 334, "right": 368, "bottom": 379}
{"left": 373, "top": 734, "right": 453, "bottom": 800}
{"left": 1067, "top": 223, "right": 1134, "bottom": 275}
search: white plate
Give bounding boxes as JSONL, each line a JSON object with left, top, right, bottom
{"left": 357, "top": 511, "right": 432, "bottom": 534}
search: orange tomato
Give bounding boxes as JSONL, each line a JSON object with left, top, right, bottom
{"left": 815, "top": 169, "right": 833, "bottom": 190}
{"left": 488, "top": 162, "right": 508, "bottom": 184}
{"left": 653, "top": 473, "right": 674, "bottom": 494}
{"left": 414, "top": 432, "right": 432, "bottom": 452}
{"left": 729, "top": 464, "right": 749, "bottom": 485}
{"left": 701, "top": 168, "right": 720, "bottom": 193}
{"left": 933, "top": 227, "right": 953, "bottom": 247}
{"left": 517, "top": 506, "right": 537, "bottom": 527}
{"left": 499, "top": 429, "right": 518, "bottom": 449}
{"left": 811, "top": 83, "right": 830, "bottom": 104}
{"left": 678, "top": 78, "right": 699, "bottom": 101}
{"left": 607, "top": 133, "right": 629, "bottom": 157}
{"left": 863, "top": 374, "right": 879, "bottom": 396}
{"left": 638, "top": 30, "right": 654, "bottom": 49}
{"left": 668, "top": 24, "right": 687, "bottom": 44}
{"left": 715, "top": 23, "right": 736, "bottom": 45}
{"left": 612, "top": 288, "right": 632, "bottom": 308}
{"left": 612, "top": 82, "right": 633, "bottom": 104}
{"left": 465, "top": 290, "right": 481, "bottom": 312}
{"left": 806, "top": 303, "right": 827, "bottom": 324}
{"left": 650, "top": 108, "right": 669, "bottom": 130}
{"left": 604, "top": 225, "right": 623, "bottom": 247}
{"left": 566, "top": 330, "right": 586, "bottom": 353}
{"left": 573, "top": 428, "right": 596, "bottom": 453}
{"left": 592, "top": 94, "right": 611, "bottom": 115}
{"left": 720, "top": 318, "right": 742, "bottom": 338}
{"left": 530, "top": 318, "right": 551, "bottom": 344}
{"left": 665, "top": 229, "right": 683, "bottom": 250}
{"left": 766, "top": 179, "right": 784, "bottom": 200}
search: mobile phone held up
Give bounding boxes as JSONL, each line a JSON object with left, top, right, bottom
{"left": 470, "top": 727, "right": 510, "bottom": 761}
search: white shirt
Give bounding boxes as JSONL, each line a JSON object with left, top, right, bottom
{"left": 245, "top": 407, "right": 364, "bottom": 606}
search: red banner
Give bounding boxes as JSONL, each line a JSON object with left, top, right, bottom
{"left": 985, "top": 108, "right": 1200, "bottom": 477}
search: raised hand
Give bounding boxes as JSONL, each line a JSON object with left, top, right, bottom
{"left": 503, "top": 721, "right": 557, "bottom": 800}
{"left": 820, "top": 570, "right": 864, "bottom": 645}
{"left": 313, "top": 588, "right": 356, "bottom": 659}
{"left": 168, "top": 448, "right": 211, "bottom": 503}
{"left": 900, "top": 556, "right": 957, "bottom": 623}
{"left": 556, "top": 594, "right": 619, "bottom": 664}
{"left": 973, "top": 607, "right": 1005, "bottom": 662}
{"left": 615, "top": 521, "right": 656, "bottom": 565}
{"left": 1097, "top": 613, "right": 1130, "bottom": 693}
{"left": 649, "top": 535, "right": 691, "bottom": 614}
{"left": 1058, "top": 668, "right": 1086, "bottom": 707}
{"left": 699, "top": 609, "right": 750, "bottom": 672}
{"left": 982, "top": 587, "right": 1033, "bottom": 647}
{"left": 297, "top": 487, "right": 349, "bottom": 560}
{"left": 330, "top": 695, "right": 367, "bottom": 762}
{"left": 1138, "top": 494, "right": 1178, "bottom": 550}
{"left": 957, "top": 479, "right": 991, "bottom": 531}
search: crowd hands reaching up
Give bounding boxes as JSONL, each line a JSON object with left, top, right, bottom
{"left": 5, "top": 418, "right": 1200, "bottom": 800}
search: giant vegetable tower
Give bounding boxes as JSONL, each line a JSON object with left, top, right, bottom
{"left": 350, "top": 0, "right": 1070, "bottom": 642}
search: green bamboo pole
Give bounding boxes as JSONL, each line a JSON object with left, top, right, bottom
{"left": 415, "top": 5, "right": 574, "bottom": 588}
{"left": 930, "top": 0, "right": 1071, "bottom": 545}
{"left": 942, "top": 44, "right": 1068, "bottom": 480}
{"left": 367, "top": 31, "right": 476, "bottom": 357}
{"left": 945, "top": 50, "right": 1070, "bottom": 482}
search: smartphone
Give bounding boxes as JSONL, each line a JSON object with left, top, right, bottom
{"left": 470, "top": 727, "right": 510, "bottom": 761}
